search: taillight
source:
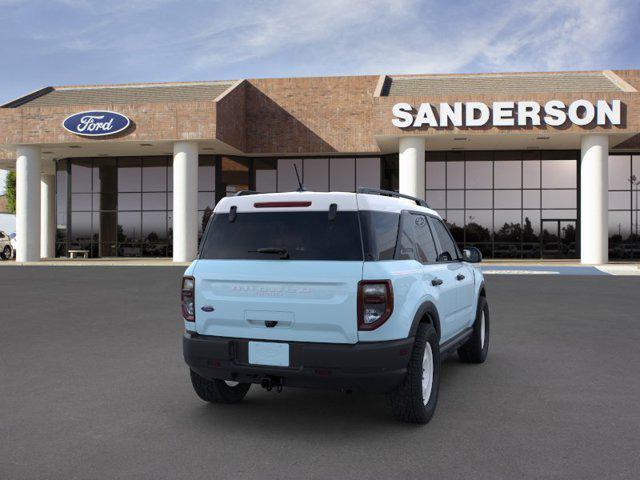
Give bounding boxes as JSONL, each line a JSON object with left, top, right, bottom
{"left": 358, "top": 280, "right": 393, "bottom": 330}
{"left": 181, "top": 276, "right": 195, "bottom": 322}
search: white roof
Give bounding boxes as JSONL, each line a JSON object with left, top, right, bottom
{"left": 214, "top": 191, "right": 441, "bottom": 217}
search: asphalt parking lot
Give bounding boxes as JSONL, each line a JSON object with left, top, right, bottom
{"left": 1, "top": 267, "right": 640, "bottom": 480}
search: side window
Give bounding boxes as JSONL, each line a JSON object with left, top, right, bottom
{"left": 412, "top": 214, "right": 438, "bottom": 264}
{"left": 396, "top": 212, "right": 417, "bottom": 261}
{"left": 0, "top": 232, "right": 5, "bottom": 239}
{"left": 360, "top": 211, "right": 400, "bottom": 261}
{"left": 395, "top": 212, "right": 438, "bottom": 263}
{"left": 429, "top": 217, "right": 460, "bottom": 262}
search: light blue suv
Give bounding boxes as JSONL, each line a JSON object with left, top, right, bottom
{"left": 182, "top": 188, "right": 489, "bottom": 424}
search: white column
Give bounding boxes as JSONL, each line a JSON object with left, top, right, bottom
{"left": 173, "top": 141, "right": 198, "bottom": 262}
{"left": 398, "top": 137, "right": 426, "bottom": 199}
{"left": 16, "top": 146, "right": 41, "bottom": 262}
{"left": 580, "top": 134, "right": 609, "bottom": 264}
{"left": 40, "top": 161, "right": 56, "bottom": 259}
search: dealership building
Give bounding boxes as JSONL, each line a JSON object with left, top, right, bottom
{"left": 1, "top": 69, "right": 639, "bottom": 263}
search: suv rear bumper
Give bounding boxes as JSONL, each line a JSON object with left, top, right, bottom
{"left": 183, "top": 332, "right": 414, "bottom": 393}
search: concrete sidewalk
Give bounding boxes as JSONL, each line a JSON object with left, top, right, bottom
{"left": 0, "top": 257, "right": 190, "bottom": 267}
{"left": 481, "top": 260, "right": 640, "bottom": 276}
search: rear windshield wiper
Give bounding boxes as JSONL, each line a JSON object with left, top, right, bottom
{"left": 249, "top": 247, "right": 290, "bottom": 259}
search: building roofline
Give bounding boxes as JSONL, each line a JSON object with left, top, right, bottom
{"left": 1, "top": 86, "right": 54, "bottom": 108}
{"left": 53, "top": 79, "right": 236, "bottom": 90}
{"left": 4, "top": 69, "right": 639, "bottom": 106}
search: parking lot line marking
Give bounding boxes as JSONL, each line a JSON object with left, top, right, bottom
{"left": 482, "top": 270, "right": 560, "bottom": 275}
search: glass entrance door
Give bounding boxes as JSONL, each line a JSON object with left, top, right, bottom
{"left": 541, "top": 219, "right": 578, "bottom": 258}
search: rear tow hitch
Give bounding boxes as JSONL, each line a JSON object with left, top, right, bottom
{"left": 260, "top": 376, "right": 283, "bottom": 392}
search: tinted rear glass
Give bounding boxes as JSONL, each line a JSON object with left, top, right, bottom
{"left": 200, "top": 211, "right": 363, "bottom": 261}
{"left": 359, "top": 211, "right": 399, "bottom": 261}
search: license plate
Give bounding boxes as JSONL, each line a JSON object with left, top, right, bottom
{"left": 248, "top": 341, "right": 290, "bottom": 367}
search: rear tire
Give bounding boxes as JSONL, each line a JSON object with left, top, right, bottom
{"left": 388, "top": 322, "right": 441, "bottom": 424}
{"left": 190, "top": 369, "right": 251, "bottom": 404}
{"left": 458, "top": 296, "right": 490, "bottom": 364}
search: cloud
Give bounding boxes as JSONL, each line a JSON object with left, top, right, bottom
{"left": 175, "top": 0, "right": 634, "bottom": 76}
{"left": 0, "top": 0, "right": 636, "bottom": 102}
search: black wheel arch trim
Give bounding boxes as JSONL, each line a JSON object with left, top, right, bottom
{"left": 408, "top": 301, "right": 442, "bottom": 340}
{"left": 478, "top": 280, "right": 487, "bottom": 298}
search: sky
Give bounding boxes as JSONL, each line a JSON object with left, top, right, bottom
{"left": 1, "top": 0, "right": 639, "bottom": 193}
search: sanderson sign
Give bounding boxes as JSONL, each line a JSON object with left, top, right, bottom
{"left": 63, "top": 110, "right": 131, "bottom": 137}
{"left": 391, "top": 99, "right": 622, "bottom": 128}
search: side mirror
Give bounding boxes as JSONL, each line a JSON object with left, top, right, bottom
{"left": 463, "top": 247, "right": 482, "bottom": 263}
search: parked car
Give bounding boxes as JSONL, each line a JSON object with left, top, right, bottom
{"left": 181, "top": 188, "right": 489, "bottom": 424}
{"left": 0, "top": 230, "right": 14, "bottom": 260}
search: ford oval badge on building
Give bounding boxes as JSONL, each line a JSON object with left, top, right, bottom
{"left": 62, "top": 110, "right": 130, "bottom": 137}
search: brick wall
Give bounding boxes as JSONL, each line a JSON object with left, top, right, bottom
{"left": 0, "top": 70, "right": 638, "bottom": 156}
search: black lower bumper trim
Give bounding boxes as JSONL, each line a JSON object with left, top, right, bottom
{"left": 183, "top": 333, "right": 414, "bottom": 393}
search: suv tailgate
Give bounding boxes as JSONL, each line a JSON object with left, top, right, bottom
{"left": 194, "top": 260, "right": 361, "bottom": 344}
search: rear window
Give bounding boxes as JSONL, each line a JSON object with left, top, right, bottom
{"left": 200, "top": 211, "right": 363, "bottom": 261}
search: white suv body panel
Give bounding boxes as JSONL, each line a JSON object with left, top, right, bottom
{"left": 186, "top": 191, "right": 484, "bottom": 346}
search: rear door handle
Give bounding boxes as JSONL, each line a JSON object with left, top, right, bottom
{"left": 431, "top": 278, "right": 443, "bottom": 286}
{"left": 456, "top": 274, "right": 465, "bottom": 281}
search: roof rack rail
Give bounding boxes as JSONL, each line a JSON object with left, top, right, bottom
{"left": 234, "top": 190, "right": 261, "bottom": 196}
{"left": 357, "top": 188, "right": 430, "bottom": 208}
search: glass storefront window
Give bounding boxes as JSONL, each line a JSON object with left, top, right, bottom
{"left": 494, "top": 190, "right": 521, "bottom": 209}
{"left": 356, "top": 157, "right": 381, "bottom": 189}
{"left": 523, "top": 190, "right": 540, "bottom": 209}
{"left": 65, "top": 156, "right": 173, "bottom": 258}
{"left": 425, "top": 150, "right": 579, "bottom": 259}
{"left": 523, "top": 160, "right": 541, "bottom": 188}
{"left": 255, "top": 158, "right": 277, "bottom": 192}
{"left": 55, "top": 160, "right": 68, "bottom": 257}
{"left": 446, "top": 190, "right": 464, "bottom": 209}
{"left": 446, "top": 161, "right": 464, "bottom": 189}
{"left": 608, "top": 154, "right": 639, "bottom": 259}
{"left": 71, "top": 159, "right": 92, "bottom": 192}
{"left": 494, "top": 161, "right": 521, "bottom": 189}
{"left": 426, "top": 161, "right": 446, "bottom": 189}
{"left": 465, "top": 190, "right": 492, "bottom": 209}
{"left": 329, "top": 157, "right": 355, "bottom": 192}
{"left": 304, "top": 158, "right": 329, "bottom": 192}
{"left": 117, "top": 158, "right": 142, "bottom": 191}
{"left": 465, "top": 161, "right": 492, "bottom": 189}
{"left": 143, "top": 157, "right": 168, "bottom": 191}
{"left": 542, "top": 160, "right": 576, "bottom": 188}
{"left": 277, "top": 158, "right": 303, "bottom": 192}
{"left": 426, "top": 190, "right": 446, "bottom": 210}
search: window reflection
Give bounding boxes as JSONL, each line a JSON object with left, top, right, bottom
{"left": 304, "top": 158, "right": 329, "bottom": 191}
{"left": 465, "top": 190, "right": 492, "bottom": 209}
{"left": 67, "top": 156, "right": 172, "bottom": 258}
{"left": 71, "top": 159, "right": 92, "bottom": 193}
{"left": 542, "top": 160, "right": 576, "bottom": 188}
{"left": 143, "top": 157, "right": 167, "bottom": 191}
{"left": 117, "top": 158, "right": 142, "bottom": 191}
{"left": 608, "top": 154, "right": 639, "bottom": 259}
{"left": 523, "top": 160, "right": 540, "bottom": 188}
{"left": 426, "top": 161, "right": 445, "bottom": 189}
{"left": 425, "top": 150, "right": 579, "bottom": 259}
{"left": 494, "top": 161, "right": 521, "bottom": 188}
{"left": 465, "top": 161, "right": 492, "bottom": 189}
{"left": 255, "top": 158, "right": 277, "bottom": 192}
